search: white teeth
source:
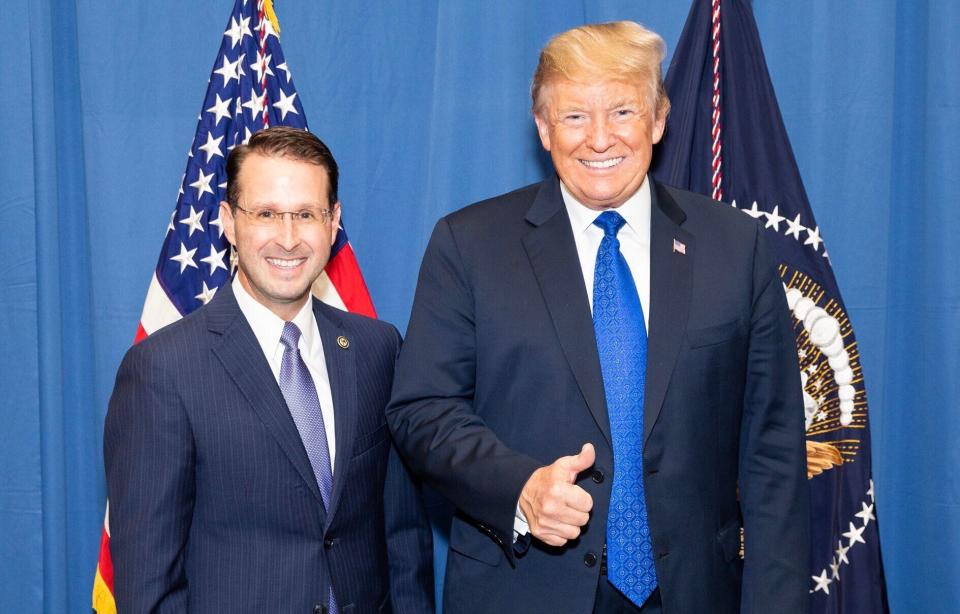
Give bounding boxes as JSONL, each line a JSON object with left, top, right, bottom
{"left": 580, "top": 157, "right": 624, "bottom": 169}
{"left": 266, "top": 257, "right": 305, "bottom": 269}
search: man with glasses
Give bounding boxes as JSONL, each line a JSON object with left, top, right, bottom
{"left": 104, "top": 127, "right": 433, "bottom": 613}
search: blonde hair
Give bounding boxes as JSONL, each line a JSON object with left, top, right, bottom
{"left": 531, "top": 21, "right": 670, "bottom": 119}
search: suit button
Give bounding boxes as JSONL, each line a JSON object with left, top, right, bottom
{"left": 591, "top": 469, "right": 604, "bottom": 483}
{"left": 584, "top": 552, "right": 598, "bottom": 567}
{"left": 324, "top": 536, "right": 335, "bottom": 549}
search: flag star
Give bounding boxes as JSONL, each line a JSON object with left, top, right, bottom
{"left": 277, "top": 61, "right": 291, "bottom": 82}
{"left": 198, "top": 132, "right": 224, "bottom": 163}
{"left": 764, "top": 205, "right": 785, "bottom": 231}
{"left": 730, "top": 199, "right": 738, "bottom": 209}
{"left": 868, "top": 481, "right": 875, "bottom": 502}
{"left": 195, "top": 281, "right": 218, "bottom": 305}
{"left": 209, "top": 213, "right": 225, "bottom": 237}
{"left": 242, "top": 127, "right": 253, "bottom": 145}
{"left": 260, "top": 15, "right": 279, "bottom": 40}
{"left": 218, "top": 180, "right": 228, "bottom": 190}
{"left": 236, "top": 53, "right": 247, "bottom": 79}
{"left": 178, "top": 173, "right": 185, "bottom": 196}
{"left": 167, "top": 210, "right": 176, "bottom": 233}
{"left": 170, "top": 242, "right": 199, "bottom": 273}
{"left": 744, "top": 200, "right": 764, "bottom": 219}
{"left": 835, "top": 540, "right": 850, "bottom": 565}
{"left": 272, "top": 89, "right": 299, "bottom": 120}
{"left": 811, "top": 570, "right": 831, "bottom": 594}
{"left": 179, "top": 206, "right": 205, "bottom": 237}
{"left": 200, "top": 244, "right": 228, "bottom": 274}
{"left": 251, "top": 51, "right": 274, "bottom": 84}
{"left": 817, "top": 410, "right": 827, "bottom": 421}
{"left": 804, "top": 226, "right": 823, "bottom": 251}
{"left": 213, "top": 56, "right": 240, "bottom": 86}
{"left": 190, "top": 169, "right": 215, "bottom": 200}
{"left": 829, "top": 558, "right": 841, "bottom": 580}
{"left": 242, "top": 90, "right": 266, "bottom": 118}
{"left": 206, "top": 94, "right": 233, "bottom": 125}
{"left": 842, "top": 521, "right": 866, "bottom": 546}
{"left": 855, "top": 502, "right": 876, "bottom": 525}
{"left": 223, "top": 15, "right": 252, "bottom": 48}
{"left": 784, "top": 214, "right": 804, "bottom": 240}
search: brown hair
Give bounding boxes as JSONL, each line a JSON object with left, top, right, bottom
{"left": 531, "top": 21, "right": 670, "bottom": 120}
{"left": 225, "top": 126, "right": 339, "bottom": 208}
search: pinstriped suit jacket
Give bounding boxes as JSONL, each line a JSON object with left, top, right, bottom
{"left": 104, "top": 283, "right": 433, "bottom": 613}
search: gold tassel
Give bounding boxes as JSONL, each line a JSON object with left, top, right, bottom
{"left": 263, "top": 0, "right": 281, "bottom": 37}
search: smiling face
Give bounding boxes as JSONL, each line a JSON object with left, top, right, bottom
{"left": 220, "top": 152, "right": 341, "bottom": 320}
{"left": 534, "top": 77, "right": 666, "bottom": 210}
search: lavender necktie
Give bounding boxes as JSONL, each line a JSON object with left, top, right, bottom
{"left": 279, "top": 321, "right": 337, "bottom": 613}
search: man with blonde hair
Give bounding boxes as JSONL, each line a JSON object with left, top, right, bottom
{"left": 389, "top": 21, "right": 809, "bottom": 613}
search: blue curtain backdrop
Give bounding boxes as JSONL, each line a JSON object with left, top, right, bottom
{"left": 1, "top": 1, "right": 956, "bottom": 611}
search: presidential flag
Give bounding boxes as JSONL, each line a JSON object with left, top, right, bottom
{"left": 651, "top": 0, "right": 889, "bottom": 610}
{"left": 92, "top": 1, "right": 375, "bottom": 611}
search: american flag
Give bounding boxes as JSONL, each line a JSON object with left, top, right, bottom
{"left": 93, "top": 1, "right": 376, "bottom": 610}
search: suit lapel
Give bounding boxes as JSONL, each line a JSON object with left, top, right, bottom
{"left": 521, "top": 178, "right": 611, "bottom": 447}
{"left": 312, "top": 300, "right": 357, "bottom": 528}
{"left": 644, "top": 181, "right": 694, "bottom": 444}
{"left": 207, "top": 284, "right": 327, "bottom": 513}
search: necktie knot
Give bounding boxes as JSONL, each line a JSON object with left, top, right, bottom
{"left": 593, "top": 210, "right": 627, "bottom": 238}
{"left": 280, "top": 321, "right": 302, "bottom": 351}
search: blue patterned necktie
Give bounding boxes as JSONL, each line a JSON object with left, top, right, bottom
{"left": 279, "top": 321, "right": 337, "bottom": 614}
{"left": 592, "top": 211, "right": 657, "bottom": 606}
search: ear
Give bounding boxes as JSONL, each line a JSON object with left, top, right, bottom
{"left": 651, "top": 108, "right": 667, "bottom": 145}
{"left": 219, "top": 201, "right": 236, "bottom": 246}
{"left": 533, "top": 111, "right": 552, "bottom": 152}
{"left": 329, "top": 202, "right": 342, "bottom": 244}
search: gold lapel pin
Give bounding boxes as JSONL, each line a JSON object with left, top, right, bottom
{"left": 337, "top": 335, "right": 350, "bottom": 349}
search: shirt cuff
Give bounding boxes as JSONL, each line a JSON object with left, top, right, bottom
{"left": 513, "top": 504, "right": 530, "bottom": 542}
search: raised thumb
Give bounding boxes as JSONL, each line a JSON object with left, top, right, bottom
{"left": 566, "top": 442, "right": 596, "bottom": 474}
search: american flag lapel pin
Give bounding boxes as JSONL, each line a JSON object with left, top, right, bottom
{"left": 673, "top": 238, "right": 686, "bottom": 255}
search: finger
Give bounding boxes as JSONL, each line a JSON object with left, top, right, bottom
{"left": 536, "top": 533, "right": 568, "bottom": 547}
{"left": 548, "top": 507, "right": 590, "bottom": 528}
{"left": 565, "top": 486, "right": 594, "bottom": 513}
{"left": 535, "top": 522, "right": 582, "bottom": 543}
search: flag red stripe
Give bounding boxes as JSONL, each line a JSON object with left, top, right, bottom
{"left": 325, "top": 244, "right": 377, "bottom": 318}
{"left": 134, "top": 323, "right": 148, "bottom": 344}
{"left": 98, "top": 528, "right": 115, "bottom": 591}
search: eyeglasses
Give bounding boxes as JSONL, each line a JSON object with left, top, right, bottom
{"left": 233, "top": 205, "right": 335, "bottom": 227}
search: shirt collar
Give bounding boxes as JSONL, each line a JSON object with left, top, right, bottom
{"left": 560, "top": 175, "right": 651, "bottom": 240}
{"left": 232, "top": 276, "right": 317, "bottom": 357}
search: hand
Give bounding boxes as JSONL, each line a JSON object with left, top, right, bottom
{"left": 518, "top": 443, "right": 595, "bottom": 547}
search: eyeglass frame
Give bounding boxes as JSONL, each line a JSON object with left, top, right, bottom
{"left": 231, "top": 203, "right": 338, "bottom": 226}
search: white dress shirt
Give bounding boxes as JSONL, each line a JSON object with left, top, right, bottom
{"left": 561, "top": 178, "right": 652, "bottom": 328}
{"left": 233, "top": 276, "right": 338, "bottom": 472}
{"left": 515, "top": 177, "right": 654, "bottom": 538}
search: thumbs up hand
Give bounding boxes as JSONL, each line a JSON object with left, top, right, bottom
{"left": 518, "top": 443, "right": 596, "bottom": 547}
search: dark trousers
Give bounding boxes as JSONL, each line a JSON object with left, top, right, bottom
{"left": 593, "top": 580, "right": 661, "bottom": 614}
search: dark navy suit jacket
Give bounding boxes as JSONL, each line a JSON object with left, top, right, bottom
{"left": 104, "top": 283, "right": 433, "bottom": 613}
{"left": 387, "top": 177, "right": 810, "bottom": 613}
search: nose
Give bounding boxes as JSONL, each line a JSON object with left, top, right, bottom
{"left": 587, "top": 116, "right": 613, "bottom": 152}
{"left": 274, "top": 215, "right": 301, "bottom": 251}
